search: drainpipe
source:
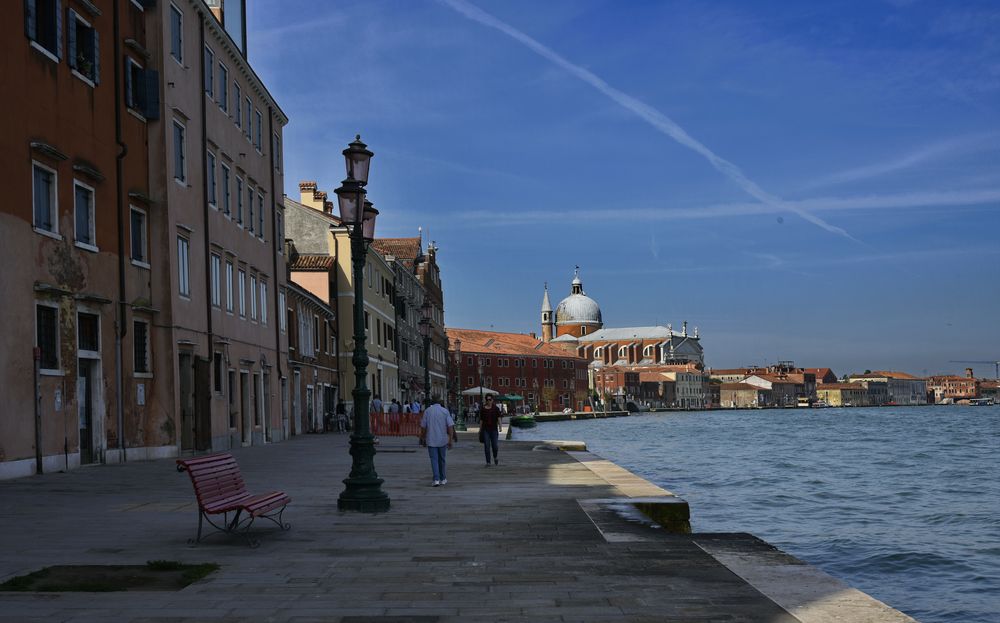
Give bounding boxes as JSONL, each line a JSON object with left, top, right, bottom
{"left": 113, "top": 0, "right": 127, "bottom": 462}
{"left": 199, "top": 15, "right": 213, "bottom": 450}
{"left": 267, "top": 107, "right": 284, "bottom": 427}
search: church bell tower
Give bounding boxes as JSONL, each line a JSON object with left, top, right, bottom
{"left": 541, "top": 283, "right": 554, "bottom": 342}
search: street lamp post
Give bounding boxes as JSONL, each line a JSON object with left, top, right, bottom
{"left": 418, "top": 301, "right": 431, "bottom": 407}
{"left": 477, "top": 356, "right": 485, "bottom": 416}
{"left": 335, "top": 135, "right": 390, "bottom": 513}
{"left": 454, "top": 338, "right": 466, "bottom": 431}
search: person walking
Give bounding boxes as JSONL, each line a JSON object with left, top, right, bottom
{"left": 480, "top": 394, "right": 502, "bottom": 467}
{"left": 335, "top": 400, "right": 347, "bottom": 433}
{"left": 419, "top": 395, "right": 454, "bottom": 486}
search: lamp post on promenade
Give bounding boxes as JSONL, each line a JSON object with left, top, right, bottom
{"left": 335, "top": 135, "right": 390, "bottom": 513}
{"left": 477, "top": 355, "right": 485, "bottom": 415}
{"left": 419, "top": 300, "right": 431, "bottom": 406}
{"left": 454, "top": 338, "right": 466, "bottom": 430}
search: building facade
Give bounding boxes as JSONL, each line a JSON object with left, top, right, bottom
{"left": 285, "top": 281, "right": 338, "bottom": 435}
{"left": 2, "top": 0, "right": 155, "bottom": 478}
{"left": 815, "top": 383, "right": 868, "bottom": 407}
{"left": 848, "top": 372, "right": 927, "bottom": 405}
{"left": 371, "top": 239, "right": 425, "bottom": 405}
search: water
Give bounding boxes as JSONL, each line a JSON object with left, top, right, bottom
{"left": 514, "top": 406, "right": 1000, "bottom": 623}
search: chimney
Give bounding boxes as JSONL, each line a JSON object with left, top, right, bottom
{"left": 529, "top": 332, "right": 536, "bottom": 339}
{"left": 682, "top": 321, "right": 688, "bottom": 337}
{"left": 298, "top": 181, "right": 326, "bottom": 212}
{"left": 966, "top": 367, "right": 974, "bottom": 379}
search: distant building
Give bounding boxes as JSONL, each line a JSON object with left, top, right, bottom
{"left": 743, "top": 374, "right": 802, "bottom": 407}
{"left": 720, "top": 383, "right": 771, "bottom": 408}
{"left": 285, "top": 282, "right": 338, "bottom": 435}
{"left": 847, "top": 371, "right": 926, "bottom": 405}
{"left": 815, "top": 383, "right": 868, "bottom": 407}
{"left": 926, "top": 369, "right": 979, "bottom": 403}
{"left": 446, "top": 328, "right": 585, "bottom": 412}
{"left": 804, "top": 368, "right": 839, "bottom": 385}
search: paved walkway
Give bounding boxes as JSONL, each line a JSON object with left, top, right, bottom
{"left": 0, "top": 431, "right": 915, "bottom": 622}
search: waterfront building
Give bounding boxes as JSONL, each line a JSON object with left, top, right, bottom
{"left": 283, "top": 187, "right": 399, "bottom": 410}
{"left": 979, "top": 380, "right": 999, "bottom": 401}
{"left": 804, "top": 368, "right": 839, "bottom": 384}
{"left": 743, "top": 374, "right": 803, "bottom": 407}
{"left": 720, "top": 383, "right": 772, "bottom": 408}
{"left": 371, "top": 239, "right": 425, "bottom": 405}
{"left": 2, "top": 0, "right": 153, "bottom": 478}
{"left": 847, "top": 371, "right": 926, "bottom": 405}
{"left": 150, "top": 0, "right": 288, "bottom": 451}
{"left": 285, "top": 281, "right": 337, "bottom": 435}
{"left": 660, "top": 364, "right": 710, "bottom": 409}
{"left": 446, "top": 329, "right": 585, "bottom": 412}
{"left": 815, "top": 383, "right": 869, "bottom": 407}
{"left": 639, "top": 372, "right": 677, "bottom": 407}
{"left": 709, "top": 368, "right": 757, "bottom": 383}
{"left": 925, "top": 369, "right": 979, "bottom": 403}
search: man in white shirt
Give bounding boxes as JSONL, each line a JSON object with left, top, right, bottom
{"left": 419, "top": 395, "right": 455, "bottom": 487}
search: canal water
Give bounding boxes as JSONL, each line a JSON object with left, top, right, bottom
{"left": 513, "top": 406, "right": 1000, "bottom": 623}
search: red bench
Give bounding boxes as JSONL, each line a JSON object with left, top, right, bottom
{"left": 176, "top": 453, "right": 290, "bottom": 548}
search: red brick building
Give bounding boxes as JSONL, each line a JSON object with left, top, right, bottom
{"left": 447, "top": 328, "right": 587, "bottom": 412}
{"left": 926, "top": 369, "right": 979, "bottom": 403}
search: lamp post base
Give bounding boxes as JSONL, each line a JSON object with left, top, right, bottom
{"left": 337, "top": 434, "right": 391, "bottom": 513}
{"left": 455, "top": 417, "right": 467, "bottom": 432}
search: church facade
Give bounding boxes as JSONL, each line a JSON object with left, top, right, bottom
{"left": 541, "top": 269, "right": 708, "bottom": 408}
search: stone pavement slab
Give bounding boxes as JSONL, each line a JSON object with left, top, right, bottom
{"left": 0, "top": 432, "right": 910, "bottom": 622}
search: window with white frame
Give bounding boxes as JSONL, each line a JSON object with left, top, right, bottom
{"left": 278, "top": 289, "right": 286, "bottom": 333}
{"left": 247, "top": 183, "right": 254, "bottom": 233}
{"left": 203, "top": 46, "right": 214, "bottom": 96}
{"left": 169, "top": 3, "right": 183, "bottom": 63}
{"left": 233, "top": 82, "right": 241, "bottom": 127}
{"left": 172, "top": 120, "right": 186, "bottom": 182}
{"left": 133, "top": 319, "right": 150, "bottom": 374}
{"left": 217, "top": 63, "right": 228, "bottom": 111}
{"left": 35, "top": 302, "right": 60, "bottom": 372}
{"left": 177, "top": 235, "right": 190, "bottom": 297}
{"left": 238, "top": 269, "right": 246, "bottom": 317}
{"left": 235, "top": 176, "right": 244, "bottom": 224}
{"left": 206, "top": 150, "right": 217, "bottom": 207}
{"left": 25, "top": 0, "right": 62, "bottom": 60}
{"left": 250, "top": 274, "right": 257, "bottom": 320}
{"left": 220, "top": 163, "right": 231, "bottom": 216}
{"left": 210, "top": 253, "right": 221, "bottom": 307}
{"left": 68, "top": 9, "right": 99, "bottom": 84}
{"left": 254, "top": 109, "right": 262, "bottom": 151}
{"left": 130, "top": 206, "right": 148, "bottom": 265}
{"left": 77, "top": 311, "right": 100, "bottom": 357}
{"left": 74, "top": 180, "right": 96, "bottom": 249}
{"left": 257, "top": 192, "right": 265, "bottom": 239}
{"left": 244, "top": 97, "right": 252, "bottom": 140}
{"left": 225, "top": 260, "right": 234, "bottom": 312}
{"left": 260, "top": 281, "right": 268, "bottom": 326}
{"left": 32, "top": 161, "right": 57, "bottom": 234}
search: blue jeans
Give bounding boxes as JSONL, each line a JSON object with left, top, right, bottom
{"left": 428, "top": 446, "right": 447, "bottom": 481}
{"left": 483, "top": 428, "right": 499, "bottom": 464}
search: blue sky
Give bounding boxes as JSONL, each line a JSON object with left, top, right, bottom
{"left": 248, "top": 0, "right": 1000, "bottom": 377}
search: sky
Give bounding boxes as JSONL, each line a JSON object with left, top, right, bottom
{"left": 247, "top": 0, "right": 1000, "bottom": 377}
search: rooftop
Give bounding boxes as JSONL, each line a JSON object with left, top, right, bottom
{"left": 289, "top": 254, "right": 335, "bottom": 271}
{"left": 447, "top": 328, "right": 583, "bottom": 358}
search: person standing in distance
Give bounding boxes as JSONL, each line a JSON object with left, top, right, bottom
{"left": 419, "top": 395, "right": 454, "bottom": 486}
{"left": 480, "top": 394, "right": 503, "bottom": 466}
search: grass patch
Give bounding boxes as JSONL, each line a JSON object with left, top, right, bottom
{"left": 0, "top": 562, "right": 220, "bottom": 592}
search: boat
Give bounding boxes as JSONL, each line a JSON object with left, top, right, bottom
{"left": 812, "top": 400, "right": 829, "bottom": 408}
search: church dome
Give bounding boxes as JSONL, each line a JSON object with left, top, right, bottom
{"left": 555, "top": 294, "right": 602, "bottom": 325}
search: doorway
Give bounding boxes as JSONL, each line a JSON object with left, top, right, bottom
{"left": 77, "top": 359, "right": 96, "bottom": 464}
{"left": 306, "top": 385, "right": 315, "bottom": 433}
{"left": 179, "top": 353, "right": 195, "bottom": 451}
{"left": 240, "top": 370, "right": 251, "bottom": 445}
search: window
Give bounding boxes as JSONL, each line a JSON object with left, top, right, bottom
{"left": 260, "top": 281, "right": 268, "bottom": 326}
{"left": 25, "top": 0, "right": 62, "bottom": 60}
{"left": 278, "top": 289, "right": 286, "bottom": 332}
{"left": 74, "top": 180, "right": 96, "bottom": 249}
{"left": 244, "top": 97, "right": 252, "bottom": 140}
{"left": 257, "top": 192, "right": 265, "bottom": 239}
{"left": 210, "top": 253, "right": 221, "bottom": 307}
{"left": 254, "top": 109, "right": 262, "bottom": 151}
{"left": 32, "top": 162, "right": 57, "bottom": 235}
{"left": 238, "top": 269, "right": 246, "bottom": 317}
{"left": 68, "top": 10, "right": 99, "bottom": 84}
{"left": 313, "top": 315, "right": 320, "bottom": 352}
{"left": 276, "top": 210, "right": 283, "bottom": 253}
{"left": 133, "top": 319, "right": 150, "bottom": 374}
{"left": 235, "top": 176, "right": 244, "bottom": 224}
{"left": 36, "top": 302, "right": 59, "bottom": 372}
{"left": 213, "top": 352, "right": 223, "bottom": 393}
{"left": 225, "top": 260, "right": 234, "bottom": 312}
{"left": 177, "top": 236, "right": 190, "bottom": 297}
{"left": 273, "top": 132, "right": 281, "bottom": 171}
{"left": 169, "top": 4, "right": 183, "bottom": 63}
{"left": 124, "top": 57, "right": 145, "bottom": 113}
{"left": 130, "top": 206, "right": 148, "bottom": 265}
{"left": 247, "top": 184, "right": 254, "bottom": 233}
{"left": 203, "top": 46, "right": 214, "bottom": 96}
{"left": 234, "top": 83, "right": 242, "bottom": 127}
{"left": 206, "top": 151, "right": 217, "bottom": 208}
{"left": 221, "top": 163, "right": 231, "bottom": 216}
{"left": 217, "top": 63, "right": 228, "bottom": 111}
{"left": 77, "top": 311, "right": 100, "bottom": 356}
{"left": 172, "top": 120, "right": 186, "bottom": 182}
{"left": 250, "top": 274, "right": 257, "bottom": 320}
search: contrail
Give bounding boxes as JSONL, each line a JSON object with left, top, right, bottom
{"left": 437, "top": 0, "right": 856, "bottom": 240}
